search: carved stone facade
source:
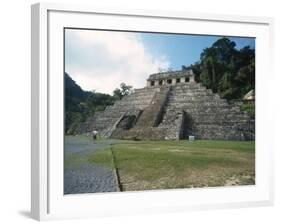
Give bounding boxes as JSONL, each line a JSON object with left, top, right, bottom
{"left": 77, "top": 70, "right": 255, "bottom": 140}
{"left": 147, "top": 70, "right": 195, "bottom": 87}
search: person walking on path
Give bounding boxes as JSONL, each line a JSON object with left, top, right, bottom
{"left": 92, "top": 130, "right": 98, "bottom": 141}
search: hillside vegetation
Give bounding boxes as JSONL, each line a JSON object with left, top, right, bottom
{"left": 65, "top": 73, "right": 116, "bottom": 134}
{"left": 183, "top": 38, "right": 255, "bottom": 100}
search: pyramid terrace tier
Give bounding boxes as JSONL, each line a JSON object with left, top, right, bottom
{"left": 76, "top": 75, "right": 255, "bottom": 140}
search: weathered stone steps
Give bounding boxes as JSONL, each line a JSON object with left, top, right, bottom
{"left": 167, "top": 103, "right": 230, "bottom": 109}
{"left": 162, "top": 113, "right": 249, "bottom": 125}
{"left": 114, "top": 101, "right": 152, "bottom": 107}
{"left": 77, "top": 80, "right": 254, "bottom": 140}
{"left": 117, "top": 94, "right": 154, "bottom": 99}
{"left": 134, "top": 87, "right": 169, "bottom": 128}
{"left": 79, "top": 86, "right": 157, "bottom": 135}
{"left": 192, "top": 123, "right": 254, "bottom": 140}
{"left": 167, "top": 98, "right": 228, "bottom": 105}
{"left": 169, "top": 92, "right": 219, "bottom": 97}
{"left": 159, "top": 81, "right": 254, "bottom": 140}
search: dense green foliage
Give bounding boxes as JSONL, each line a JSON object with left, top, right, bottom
{"left": 65, "top": 73, "right": 116, "bottom": 134}
{"left": 183, "top": 38, "right": 255, "bottom": 100}
{"left": 113, "top": 83, "right": 133, "bottom": 100}
{"left": 65, "top": 73, "right": 134, "bottom": 134}
{"left": 240, "top": 103, "right": 255, "bottom": 119}
{"left": 65, "top": 73, "right": 90, "bottom": 134}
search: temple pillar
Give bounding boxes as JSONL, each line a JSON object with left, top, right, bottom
{"left": 190, "top": 75, "right": 195, "bottom": 82}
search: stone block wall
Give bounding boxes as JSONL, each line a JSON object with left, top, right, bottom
{"left": 77, "top": 79, "right": 254, "bottom": 141}
{"left": 76, "top": 87, "right": 158, "bottom": 137}
{"left": 161, "top": 82, "right": 255, "bottom": 140}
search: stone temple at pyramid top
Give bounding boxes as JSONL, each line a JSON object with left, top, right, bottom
{"left": 147, "top": 69, "right": 195, "bottom": 87}
{"left": 77, "top": 68, "right": 254, "bottom": 141}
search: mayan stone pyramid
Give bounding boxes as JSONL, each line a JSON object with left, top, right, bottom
{"left": 77, "top": 70, "right": 255, "bottom": 140}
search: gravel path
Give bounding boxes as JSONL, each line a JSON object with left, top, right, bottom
{"left": 64, "top": 136, "right": 120, "bottom": 195}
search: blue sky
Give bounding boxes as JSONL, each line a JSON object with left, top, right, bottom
{"left": 65, "top": 29, "right": 255, "bottom": 94}
{"left": 141, "top": 33, "right": 255, "bottom": 70}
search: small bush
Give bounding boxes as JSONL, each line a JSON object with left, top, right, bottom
{"left": 240, "top": 103, "right": 255, "bottom": 118}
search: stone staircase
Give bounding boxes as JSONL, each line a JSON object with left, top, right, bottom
{"left": 77, "top": 81, "right": 254, "bottom": 141}
{"left": 110, "top": 86, "right": 171, "bottom": 140}
{"left": 76, "top": 87, "right": 158, "bottom": 137}
{"left": 159, "top": 82, "right": 254, "bottom": 140}
{"left": 135, "top": 86, "right": 170, "bottom": 128}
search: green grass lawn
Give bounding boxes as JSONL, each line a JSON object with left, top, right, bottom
{"left": 88, "top": 140, "right": 255, "bottom": 191}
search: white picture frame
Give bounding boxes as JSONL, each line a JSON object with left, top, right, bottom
{"left": 31, "top": 2, "right": 274, "bottom": 221}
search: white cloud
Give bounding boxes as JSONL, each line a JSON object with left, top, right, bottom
{"left": 65, "top": 29, "right": 170, "bottom": 94}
